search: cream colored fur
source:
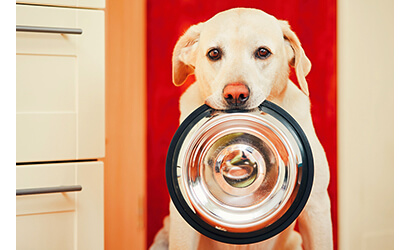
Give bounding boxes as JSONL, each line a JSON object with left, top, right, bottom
{"left": 150, "top": 8, "right": 333, "bottom": 250}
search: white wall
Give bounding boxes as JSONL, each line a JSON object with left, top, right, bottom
{"left": 337, "top": 0, "right": 394, "bottom": 249}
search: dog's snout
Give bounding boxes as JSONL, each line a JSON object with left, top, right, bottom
{"left": 223, "top": 83, "right": 250, "bottom": 106}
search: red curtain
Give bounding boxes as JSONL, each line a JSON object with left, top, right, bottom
{"left": 146, "top": 1, "right": 337, "bottom": 248}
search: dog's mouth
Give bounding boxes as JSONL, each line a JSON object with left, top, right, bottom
{"left": 205, "top": 99, "right": 261, "bottom": 111}
{"left": 204, "top": 88, "right": 266, "bottom": 111}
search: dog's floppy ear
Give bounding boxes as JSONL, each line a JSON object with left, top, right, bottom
{"left": 172, "top": 23, "right": 203, "bottom": 86}
{"left": 279, "top": 20, "right": 312, "bottom": 96}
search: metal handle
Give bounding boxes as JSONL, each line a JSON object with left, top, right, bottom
{"left": 16, "top": 185, "right": 82, "bottom": 196}
{"left": 16, "top": 25, "right": 83, "bottom": 35}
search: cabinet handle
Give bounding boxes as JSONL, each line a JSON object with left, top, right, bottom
{"left": 16, "top": 185, "right": 82, "bottom": 196}
{"left": 16, "top": 25, "right": 83, "bottom": 35}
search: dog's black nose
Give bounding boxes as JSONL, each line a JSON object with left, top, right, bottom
{"left": 223, "top": 83, "right": 250, "bottom": 106}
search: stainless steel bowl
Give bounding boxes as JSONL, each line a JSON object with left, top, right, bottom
{"left": 166, "top": 100, "right": 313, "bottom": 244}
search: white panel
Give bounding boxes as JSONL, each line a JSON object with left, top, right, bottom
{"left": 16, "top": 5, "right": 105, "bottom": 161}
{"left": 76, "top": 162, "right": 104, "bottom": 250}
{"left": 77, "top": 9, "right": 105, "bottom": 159}
{"left": 16, "top": 5, "right": 78, "bottom": 56}
{"left": 16, "top": 164, "right": 76, "bottom": 215}
{"left": 16, "top": 55, "right": 76, "bottom": 113}
{"left": 362, "top": 231, "right": 394, "bottom": 250}
{"left": 16, "top": 162, "right": 104, "bottom": 249}
{"left": 16, "top": 212, "right": 75, "bottom": 250}
{"left": 16, "top": 32, "right": 77, "bottom": 56}
{"left": 16, "top": 113, "right": 77, "bottom": 162}
{"left": 16, "top": 0, "right": 105, "bottom": 9}
{"left": 338, "top": 0, "right": 394, "bottom": 249}
{"left": 17, "top": 194, "right": 76, "bottom": 215}
{"left": 16, "top": 5, "right": 77, "bottom": 29}
{"left": 16, "top": 163, "right": 75, "bottom": 188}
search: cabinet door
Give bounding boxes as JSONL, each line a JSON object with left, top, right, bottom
{"left": 16, "top": 0, "right": 105, "bottom": 9}
{"left": 16, "top": 161, "right": 104, "bottom": 250}
{"left": 16, "top": 5, "right": 105, "bottom": 162}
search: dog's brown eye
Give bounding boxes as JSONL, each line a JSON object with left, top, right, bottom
{"left": 207, "top": 48, "right": 222, "bottom": 61}
{"left": 255, "top": 47, "right": 271, "bottom": 59}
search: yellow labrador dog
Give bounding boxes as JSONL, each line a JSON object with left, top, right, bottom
{"left": 151, "top": 7, "right": 333, "bottom": 250}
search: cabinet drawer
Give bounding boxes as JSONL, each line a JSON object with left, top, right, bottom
{"left": 16, "top": 162, "right": 104, "bottom": 250}
{"left": 16, "top": 0, "right": 105, "bottom": 9}
{"left": 16, "top": 163, "right": 77, "bottom": 215}
{"left": 16, "top": 5, "right": 105, "bottom": 163}
{"left": 17, "top": 212, "right": 76, "bottom": 250}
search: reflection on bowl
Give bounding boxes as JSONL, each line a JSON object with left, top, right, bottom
{"left": 166, "top": 100, "right": 314, "bottom": 244}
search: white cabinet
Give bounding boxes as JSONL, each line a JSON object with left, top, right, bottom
{"left": 16, "top": 5, "right": 105, "bottom": 163}
{"left": 16, "top": 162, "right": 104, "bottom": 250}
{"left": 16, "top": 2, "right": 105, "bottom": 250}
{"left": 16, "top": 0, "right": 105, "bottom": 9}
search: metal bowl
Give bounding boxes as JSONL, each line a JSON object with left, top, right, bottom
{"left": 166, "top": 100, "right": 313, "bottom": 244}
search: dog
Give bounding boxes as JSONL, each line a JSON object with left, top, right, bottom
{"left": 150, "top": 7, "right": 333, "bottom": 250}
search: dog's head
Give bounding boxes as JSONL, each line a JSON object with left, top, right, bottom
{"left": 172, "top": 8, "right": 311, "bottom": 110}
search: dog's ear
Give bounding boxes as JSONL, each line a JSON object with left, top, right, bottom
{"left": 279, "top": 20, "right": 312, "bottom": 96}
{"left": 172, "top": 23, "right": 203, "bottom": 86}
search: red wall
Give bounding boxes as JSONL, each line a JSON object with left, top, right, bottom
{"left": 146, "top": 1, "right": 337, "bottom": 248}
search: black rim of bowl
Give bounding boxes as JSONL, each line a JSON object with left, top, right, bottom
{"left": 166, "top": 100, "right": 314, "bottom": 244}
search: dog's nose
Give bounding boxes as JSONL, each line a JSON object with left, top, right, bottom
{"left": 223, "top": 83, "right": 250, "bottom": 106}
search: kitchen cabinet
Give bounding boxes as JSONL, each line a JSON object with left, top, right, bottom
{"left": 16, "top": 0, "right": 105, "bottom": 9}
{"left": 16, "top": 4, "right": 105, "bottom": 163}
{"left": 16, "top": 2, "right": 105, "bottom": 249}
{"left": 16, "top": 162, "right": 104, "bottom": 250}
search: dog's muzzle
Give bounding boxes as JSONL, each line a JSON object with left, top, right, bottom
{"left": 223, "top": 83, "right": 250, "bottom": 107}
{"left": 166, "top": 100, "right": 314, "bottom": 244}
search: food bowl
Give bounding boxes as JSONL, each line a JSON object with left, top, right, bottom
{"left": 166, "top": 100, "right": 313, "bottom": 244}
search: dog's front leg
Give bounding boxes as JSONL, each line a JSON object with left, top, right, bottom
{"left": 169, "top": 201, "right": 201, "bottom": 250}
{"left": 297, "top": 132, "right": 333, "bottom": 250}
{"left": 298, "top": 190, "right": 333, "bottom": 250}
{"left": 276, "top": 86, "right": 334, "bottom": 249}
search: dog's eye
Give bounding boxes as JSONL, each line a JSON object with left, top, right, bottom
{"left": 207, "top": 48, "right": 222, "bottom": 61}
{"left": 255, "top": 47, "right": 271, "bottom": 59}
